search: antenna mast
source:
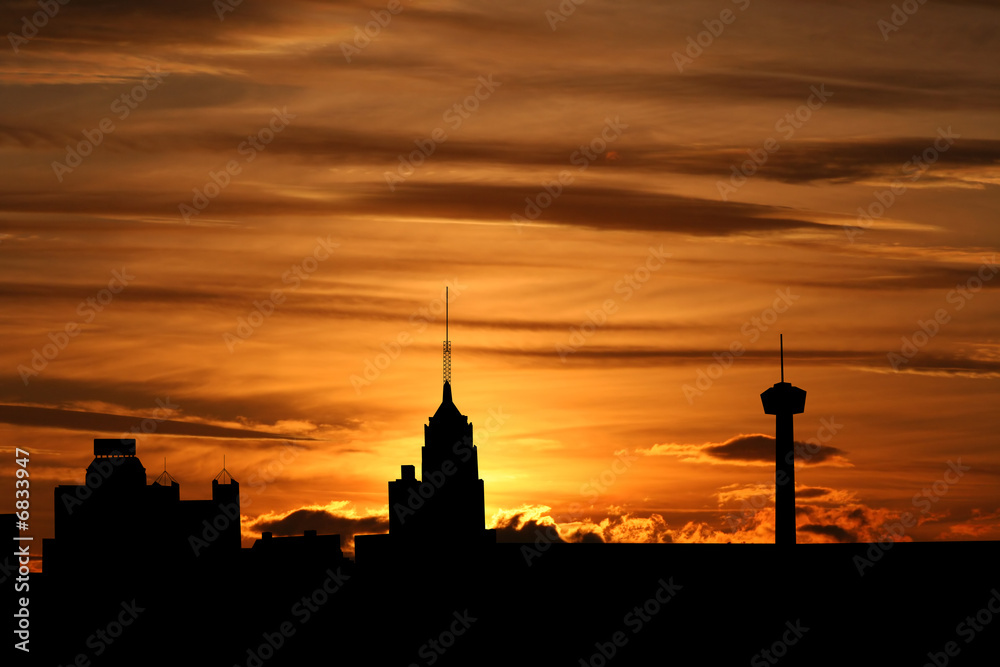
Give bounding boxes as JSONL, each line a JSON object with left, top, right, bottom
{"left": 443, "top": 286, "right": 451, "bottom": 384}
{"left": 780, "top": 334, "right": 784, "bottom": 382}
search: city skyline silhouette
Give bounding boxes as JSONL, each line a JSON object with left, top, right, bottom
{"left": 6, "top": 316, "right": 999, "bottom": 665}
{"left": 3, "top": 0, "right": 999, "bottom": 664}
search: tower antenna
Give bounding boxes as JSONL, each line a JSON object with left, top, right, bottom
{"left": 443, "top": 286, "right": 451, "bottom": 384}
{"left": 780, "top": 334, "right": 784, "bottom": 382}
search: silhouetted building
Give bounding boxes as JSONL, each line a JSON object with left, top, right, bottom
{"left": 388, "top": 381, "right": 491, "bottom": 542}
{"left": 357, "top": 291, "right": 495, "bottom": 564}
{"left": 760, "top": 337, "right": 806, "bottom": 546}
{"left": 251, "top": 529, "right": 344, "bottom": 567}
{"left": 43, "top": 439, "right": 242, "bottom": 576}
{"left": 19, "top": 317, "right": 1000, "bottom": 667}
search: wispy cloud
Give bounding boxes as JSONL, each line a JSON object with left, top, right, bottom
{"left": 637, "top": 433, "right": 852, "bottom": 467}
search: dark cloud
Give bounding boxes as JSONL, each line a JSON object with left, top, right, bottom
{"left": 484, "top": 345, "right": 1000, "bottom": 379}
{"left": 4, "top": 108, "right": 997, "bottom": 190}
{"left": 704, "top": 434, "right": 848, "bottom": 466}
{"left": 847, "top": 507, "right": 868, "bottom": 525}
{"left": 491, "top": 507, "right": 608, "bottom": 543}
{"left": 0, "top": 404, "right": 315, "bottom": 442}
{"left": 869, "top": 353, "right": 1000, "bottom": 379}
{"left": 0, "top": 0, "right": 310, "bottom": 49}
{"left": 744, "top": 138, "right": 1000, "bottom": 185}
{"left": 355, "top": 183, "right": 822, "bottom": 236}
{"left": 799, "top": 523, "right": 856, "bottom": 543}
{"left": 798, "top": 264, "right": 1000, "bottom": 292}
{"left": 0, "top": 280, "right": 693, "bottom": 336}
{"left": 642, "top": 434, "right": 851, "bottom": 468}
{"left": 0, "top": 375, "right": 364, "bottom": 430}
{"left": 494, "top": 514, "right": 567, "bottom": 544}
{"left": 490, "top": 346, "right": 868, "bottom": 363}
{"left": 250, "top": 508, "right": 389, "bottom": 539}
{"left": 662, "top": 69, "right": 1000, "bottom": 113}
{"left": 796, "top": 487, "right": 835, "bottom": 499}
{"left": 0, "top": 182, "right": 823, "bottom": 237}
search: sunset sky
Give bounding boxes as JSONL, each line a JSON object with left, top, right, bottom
{"left": 2, "top": 0, "right": 999, "bottom": 563}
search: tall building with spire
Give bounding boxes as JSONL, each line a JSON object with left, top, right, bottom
{"left": 388, "top": 375, "right": 488, "bottom": 544}
{"left": 359, "top": 289, "right": 494, "bottom": 562}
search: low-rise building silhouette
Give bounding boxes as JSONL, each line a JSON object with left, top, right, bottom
{"left": 43, "top": 438, "right": 242, "bottom": 576}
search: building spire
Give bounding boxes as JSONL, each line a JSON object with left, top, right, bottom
{"left": 780, "top": 333, "right": 784, "bottom": 382}
{"left": 153, "top": 457, "right": 178, "bottom": 486}
{"left": 214, "top": 454, "right": 235, "bottom": 484}
{"left": 443, "top": 286, "right": 451, "bottom": 385}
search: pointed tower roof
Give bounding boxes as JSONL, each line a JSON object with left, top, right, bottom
{"left": 213, "top": 455, "right": 237, "bottom": 484}
{"left": 760, "top": 334, "right": 806, "bottom": 415}
{"left": 153, "top": 458, "right": 178, "bottom": 487}
{"left": 214, "top": 468, "right": 235, "bottom": 484}
{"left": 433, "top": 381, "right": 463, "bottom": 420}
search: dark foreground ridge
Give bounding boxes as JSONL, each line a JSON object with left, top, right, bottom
{"left": 8, "top": 538, "right": 1000, "bottom": 665}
